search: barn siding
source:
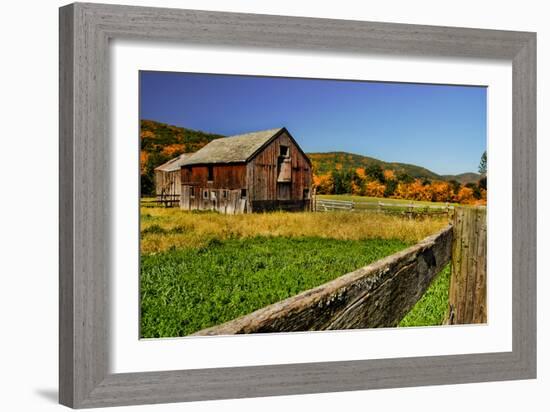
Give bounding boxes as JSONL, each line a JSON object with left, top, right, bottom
{"left": 181, "top": 187, "right": 247, "bottom": 214}
{"left": 180, "top": 130, "right": 312, "bottom": 213}
{"left": 154, "top": 170, "right": 181, "bottom": 196}
{"left": 181, "top": 164, "right": 247, "bottom": 189}
{"left": 246, "top": 131, "right": 312, "bottom": 207}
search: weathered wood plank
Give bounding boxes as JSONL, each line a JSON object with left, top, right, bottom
{"left": 448, "top": 207, "right": 487, "bottom": 324}
{"left": 194, "top": 226, "right": 453, "bottom": 335}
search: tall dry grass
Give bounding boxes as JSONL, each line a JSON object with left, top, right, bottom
{"left": 140, "top": 207, "right": 449, "bottom": 254}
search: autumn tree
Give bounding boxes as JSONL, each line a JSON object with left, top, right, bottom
{"left": 313, "top": 173, "right": 334, "bottom": 194}
{"left": 429, "top": 181, "right": 454, "bottom": 202}
{"left": 383, "top": 169, "right": 395, "bottom": 181}
{"left": 363, "top": 180, "right": 386, "bottom": 198}
{"left": 457, "top": 186, "right": 475, "bottom": 204}
{"left": 465, "top": 182, "right": 482, "bottom": 200}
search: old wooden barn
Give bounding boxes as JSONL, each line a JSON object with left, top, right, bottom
{"left": 154, "top": 153, "right": 193, "bottom": 205}
{"left": 179, "top": 127, "right": 312, "bottom": 213}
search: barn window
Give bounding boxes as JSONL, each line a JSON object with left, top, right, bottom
{"left": 303, "top": 188, "right": 310, "bottom": 199}
{"left": 203, "top": 189, "right": 209, "bottom": 199}
{"left": 207, "top": 165, "right": 214, "bottom": 182}
{"left": 280, "top": 145, "right": 289, "bottom": 157}
{"left": 190, "top": 187, "right": 195, "bottom": 198}
{"left": 241, "top": 189, "right": 247, "bottom": 198}
{"left": 223, "top": 190, "right": 228, "bottom": 199}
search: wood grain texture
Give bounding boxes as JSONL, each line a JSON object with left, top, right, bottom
{"left": 194, "top": 227, "right": 452, "bottom": 335}
{"left": 512, "top": 33, "right": 537, "bottom": 377}
{"left": 59, "top": 5, "right": 74, "bottom": 406}
{"left": 59, "top": 2, "right": 537, "bottom": 408}
{"left": 448, "top": 208, "right": 487, "bottom": 324}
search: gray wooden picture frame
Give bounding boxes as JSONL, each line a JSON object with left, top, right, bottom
{"left": 59, "top": 2, "right": 536, "bottom": 408}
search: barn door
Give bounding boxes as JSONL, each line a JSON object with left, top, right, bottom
{"left": 181, "top": 185, "right": 190, "bottom": 210}
{"left": 276, "top": 182, "right": 291, "bottom": 200}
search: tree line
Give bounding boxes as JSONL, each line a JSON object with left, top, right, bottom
{"left": 313, "top": 151, "right": 487, "bottom": 205}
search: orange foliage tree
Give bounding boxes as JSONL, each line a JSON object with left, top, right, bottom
{"left": 313, "top": 173, "right": 334, "bottom": 194}
{"left": 363, "top": 180, "right": 386, "bottom": 198}
{"left": 161, "top": 143, "right": 186, "bottom": 157}
{"left": 140, "top": 151, "right": 149, "bottom": 175}
{"left": 311, "top": 167, "right": 486, "bottom": 206}
{"left": 383, "top": 169, "right": 396, "bottom": 181}
{"left": 457, "top": 186, "right": 475, "bottom": 204}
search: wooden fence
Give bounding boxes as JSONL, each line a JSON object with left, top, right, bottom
{"left": 315, "top": 198, "right": 453, "bottom": 217}
{"left": 194, "top": 226, "right": 454, "bottom": 335}
{"left": 194, "top": 206, "right": 487, "bottom": 335}
{"left": 315, "top": 198, "right": 354, "bottom": 211}
{"left": 447, "top": 207, "right": 487, "bottom": 324}
{"left": 140, "top": 194, "right": 180, "bottom": 208}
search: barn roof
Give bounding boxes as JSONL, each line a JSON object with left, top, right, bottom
{"left": 180, "top": 128, "right": 285, "bottom": 166}
{"left": 154, "top": 153, "right": 194, "bottom": 172}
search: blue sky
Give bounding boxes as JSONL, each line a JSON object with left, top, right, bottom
{"left": 140, "top": 71, "right": 486, "bottom": 175}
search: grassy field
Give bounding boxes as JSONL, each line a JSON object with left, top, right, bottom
{"left": 399, "top": 264, "right": 451, "bottom": 327}
{"left": 141, "top": 236, "right": 410, "bottom": 337}
{"left": 140, "top": 207, "right": 448, "bottom": 254}
{"left": 140, "top": 204, "right": 451, "bottom": 337}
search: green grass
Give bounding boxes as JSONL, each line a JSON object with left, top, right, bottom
{"left": 140, "top": 236, "right": 410, "bottom": 338}
{"left": 398, "top": 264, "right": 451, "bottom": 327}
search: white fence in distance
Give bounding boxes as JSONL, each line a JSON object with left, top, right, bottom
{"left": 314, "top": 198, "right": 454, "bottom": 215}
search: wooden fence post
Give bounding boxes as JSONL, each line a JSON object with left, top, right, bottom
{"left": 447, "top": 207, "right": 487, "bottom": 324}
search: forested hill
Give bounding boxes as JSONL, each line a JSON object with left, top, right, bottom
{"left": 439, "top": 172, "right": 481, "bottom": 184}
{"left": 140, "top": 120, "right": 224, "bottom": 195}
{"left": 308, "top": 152, "right": 479, "bottom": 183}
{"left": 140, "top": 120, "right": 480, "bottom": 195}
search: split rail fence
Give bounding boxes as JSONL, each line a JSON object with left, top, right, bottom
{"left": 314, "top": 198, "right": 454, "bottom": 217}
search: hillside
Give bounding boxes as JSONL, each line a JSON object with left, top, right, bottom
{"left": 439, "top": 172, "right": 481, "bottom": 184}
{"left": 308, "top": 152, "right": 479, "bottom": 183}
{"left": 140, "top": 120, "right": 224, "bottom": 195}
{"left": 141, "top": 119, "right": 224, "bottom": 155}
{"left": 140, "top": 120, "right": 481, "bottom": 195}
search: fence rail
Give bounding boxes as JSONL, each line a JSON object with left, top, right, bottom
{"left": 315, "top": 197, "right": 454, "bottom": 216}
{"left": 194, "top": 226, "right": 454, "bottom": 335}
{"left": 314, "top": 199, "right": 354, "bottom": 211}
{"left": 193, "top": 206, "right": 487, "bottom": 335}
{"left": 141, "top": 194, "right": 181, "bottom": 207}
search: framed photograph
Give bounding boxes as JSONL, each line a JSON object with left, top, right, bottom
{"left": 59, "top": 2, "right": 536, "bottom": 408}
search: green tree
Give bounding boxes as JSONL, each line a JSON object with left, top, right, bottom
{"left": 332, "top": 169, "right": 354, "bottom": 194}
{"left": 384, "top": 179, "right": 398, "bottom": 197}
{"left": 397, "top": 172, "right": 414, "bottom": 184}
{"left": 365, "top": 164, "right": 385, "bottom": 183}
{"left": 478, "top": 176, "right": 487, "bottom": 190}
{"left": 448, "top": 179, "right": 461, "bottom": 195}
{"left": 465, "top": 182, "right": 482, "bottom": 199}
{"left": 479, "top": 151, "right": 487, "bottom": 175}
